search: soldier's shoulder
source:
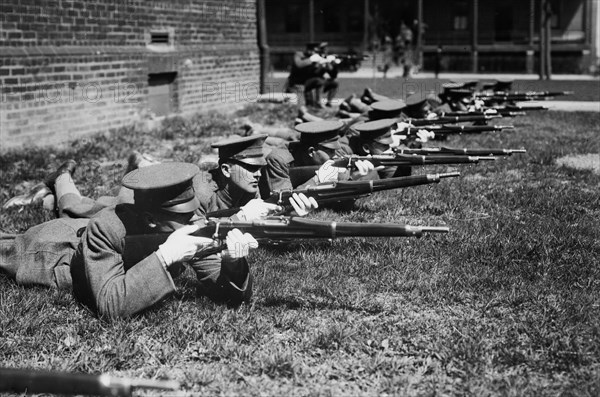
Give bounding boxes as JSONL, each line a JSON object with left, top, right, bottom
{"left": 266, "top": 147, "right": 294, "bottom": 165}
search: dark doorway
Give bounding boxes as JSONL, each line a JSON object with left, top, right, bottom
{"left": 147, "top": 72, "right": 177, "bottom": 117}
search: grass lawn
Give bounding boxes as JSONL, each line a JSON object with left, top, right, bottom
{"left": 266, "top": 76, "right": 600, "bottom": 102}
{"left": 1, "top": 100, "right": 599, "bottom": 395}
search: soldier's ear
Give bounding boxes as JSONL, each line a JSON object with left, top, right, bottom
{"left": 307, "top": 146, "right": 316, "bottom": 158}
{"left": 362, "top": 144, "right": 371, "bottom": 154}
{"left": 220, "top": 163, "right": 232, "bottom": 178}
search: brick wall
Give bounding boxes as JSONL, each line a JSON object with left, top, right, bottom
{"left": 0, "top": 0, "right": 259, "bottom": 149}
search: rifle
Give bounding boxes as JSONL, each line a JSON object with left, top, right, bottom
{"left": 207, "top": 172, "right": 460, "bottom": 218}
{"left": 0, "top": 367, "right": 180, "bottom": 397}
{"left": 289, "top": 155, "right": 494, "bottom": 187}
{"left": 440, "top": 110, "right": 527, "bottom": 118}
{"left": 401, "top": 124, "right": 515, "bottom": 138}
{"left": 394, "top": 147, "right": 526, "bottom": 157}
{"left": 476, "top": 90, "right": 573, "bottom": 98}
{"left": 122, "top": 217, "right": 449, "bottom": 263}
{"left": 406, "top": 114, "right": 502, "bottom": 126}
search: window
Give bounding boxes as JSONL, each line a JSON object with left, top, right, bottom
{"left": 285, "top": 4, "right": 302, "bottom": 33}
{"left": 453, "top": 1, "right": 468, "bottom": 31}
{"left": 321, "top": 2, "right": 341, "bottom": 33}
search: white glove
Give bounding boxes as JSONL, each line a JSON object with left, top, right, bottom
{"left": 314, "top": 159, "right": 347, "bottom": 184}
{"left": 157, "top": 224, "right": 214, "bottom": 267}
{"left": 390, "top": 134, "right": 404, "bottom": 148}
{"left": 484, "top": 108, "right": 498, "bottom": 115}
{"left": 394, "top": 122, "right": 410, "bottom": 133}
{"left": 416, "top": 129, "right": 435, "bottom": 143}
{"left": 353, "top": 159, "right": 375, "bottom": 176}
{"left": 326, "top": 55, "right": 336, "bottom": 62}
{"left": 426, "top": 112, "right": 437, "bottom": 120}
{"left": 309, "top": 53, "right": 323, "bottom": 63}
{"left": 222, "top": 229, "right": 259, "bottom": 260}
{"left": 238, "top": 199, "right": 281, "bottom": 221}
{"left": 289, "top": 192, "right": 318, "bottom": 217}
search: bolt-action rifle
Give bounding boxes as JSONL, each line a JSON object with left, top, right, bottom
{"left": 440, "top": 110, "right": 527, "bottom": 117}
{"left": 207, "top": 172, "right": 460, "bottom": 218}
{"left": 289, "top": 155, "right": 493, "bottom": 187}
{"left": 0, "top": 367, "right": 180, "bottom": 397}
{"left": 394, "top": 147, "right": 526, "bottom": 157}
{"left": 401, "top": 124, "right": 514, "bottom": 136}
{"left": 405, "top": 114, "right": 502, "bottom": 126}
{"left": 476, "top": 90, "right": 573, "bottom": 99}
{"left": 122, "top": 217, "right": 449, "bottom": 263}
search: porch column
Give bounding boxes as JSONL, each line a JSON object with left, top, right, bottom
{"left": 526, "top": 0, "right": 535, "bottom": 73}
{"left": 309, "top": 0, "right": 315, "bottom": 42}
{"left": 416, "top": 0, "right": 423, "bottom": 68}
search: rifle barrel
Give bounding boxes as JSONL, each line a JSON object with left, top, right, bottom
{"left": 0, "top": 368, "right": 180, "bottom": 397}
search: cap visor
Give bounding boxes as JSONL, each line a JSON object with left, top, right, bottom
{"left": 320, "top": 140, "right": 342, "bottom": 150}
{"left": 375, "top": 136, "right": 395, "bottom": 145}
{"left": 162, "top": 196, "right": 201, "bottom": 214}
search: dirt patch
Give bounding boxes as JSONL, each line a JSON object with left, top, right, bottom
{"left": 556, "top": 153, "right": 600, "bottom": 174}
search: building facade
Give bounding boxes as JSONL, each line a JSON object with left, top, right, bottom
{"left": 266, "top": 0, "right": 597, "bottom": 74}
{"left": 1, "top": 0, "right": 260, "bottom": 149}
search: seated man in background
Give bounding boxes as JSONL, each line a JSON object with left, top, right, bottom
{"left": 285, "top": 42, "right": 327, "bottom": 109}
{"left": 0, "top": 163, "right": 258, "bottom": 319}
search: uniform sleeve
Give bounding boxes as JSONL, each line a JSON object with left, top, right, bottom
{"left": 262, "top": 150, "right": 295, "bottom": 194}
{"left": 81, "top": 217, "right": 176, "bottom": 319}
{"left": 189, "top": 254, "right": 252, "bottom": 306}
{"left": 294, "top": 51, "right": 313, "bottom": 69}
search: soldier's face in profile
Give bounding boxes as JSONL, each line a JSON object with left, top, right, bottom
{"left": 308, "top": 145, "right": 336, "bottom": 165}
{"left": 364, "top": 141, "right": 391, "bottom": 155}
{"left": 225, "top": 161, "right": 262, "bottom": 194}
{"left": 147, "top": 211, "right": 199, "bottom": 233}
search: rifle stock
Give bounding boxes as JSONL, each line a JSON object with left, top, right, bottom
{"left": 207, "top": 172, "right": 461, "bottom": 218}
{"left": 0, "top": 367, "right": 180, "bottom": 397}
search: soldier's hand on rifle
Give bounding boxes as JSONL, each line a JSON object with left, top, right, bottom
{"left": 416, "top": 129, "right": 435, "bottom": 143}
{"left": 157, "top": 224, "right": 215, "bottom": 267}
{"left": 314, "top": 159, "right": 347, "bottom": 184}
{"left": 353, "top": 159, "right": 375, "bottom": 177}
{"left": 309, "top": 53, "right": 324, "bottom": 63}
{"left": 222, "top": 229, "right": 259, "bottom": 260}
{"left": 289, "top": 192, "right": 319, "bottom": 217}
{"left": 238, "top": 199, "right": 282, "bottom": 221}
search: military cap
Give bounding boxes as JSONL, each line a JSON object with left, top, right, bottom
{"left": 318, "top": 42, "right": 329, "bottom": 48}
{"left": 211, "top": 134, "right": 270, "bottom": 166}
{"left": 403, "top": 94, "right": 432, "bottom": 118}
{"left": 352, "top": 118, "right": 396, "bottom": 145}
{"left": 493, "top": 79, "right": 513, "bottom": 91}
{"left": 442, "top": 81, "right": 466, "bottom": 91}
{"left": 461, "top": 80, "right": 479, "bottom": 90}
{"left": 444, "top": 88, "right": 473, "bottom": 99}
{"left": 368, "top": 100, "right": 406, "bottom": 120}
{"left": 295, "top": 120, "right": 344, "bottom": 149}
{"left": 122, "top": 162, "right": 200, "bottom": 213}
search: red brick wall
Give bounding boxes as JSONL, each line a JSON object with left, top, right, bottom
{"left": 1, "top": 0, "right": 259, "bottom": 149}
